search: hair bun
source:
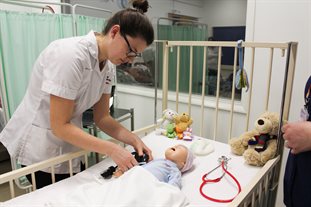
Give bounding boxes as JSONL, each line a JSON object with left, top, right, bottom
{"left": 131, "top": 0, "right": 149, "bottom": 13}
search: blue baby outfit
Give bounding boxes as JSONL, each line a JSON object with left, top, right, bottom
{"left": 142, "top": 159, "right": 182, "bottom": 189}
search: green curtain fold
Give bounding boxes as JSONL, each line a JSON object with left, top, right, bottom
{"left": 0, "top": 10, "right": 106, "bottom": 117}
{"left": 157, "top": 24, "right": 207, "bottom": 94}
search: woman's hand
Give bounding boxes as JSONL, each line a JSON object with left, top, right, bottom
{"left": 282, "top": 121, "right": 311, "bottom": 154}
{"left": 130, "top": 134, "right": 153, "bottom": 162}
{"left": 108, "top": 144, "right": 138, "bottom": 173}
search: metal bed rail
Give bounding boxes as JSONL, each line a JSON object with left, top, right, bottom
{"left": 162, "top": 40, "right": 293, "bottom": 139}
{"left": 0, "top": 150, "right": 88, "bottom": 199}
{"left": 162, "top": 40, "right": 298, "bottom": 206}
{"left": 229, "top": 156, "right": 279, "bottom": 207}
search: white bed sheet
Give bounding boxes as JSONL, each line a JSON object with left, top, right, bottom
{"left": 1, "top": 131, "right": 261, "bottom": 207}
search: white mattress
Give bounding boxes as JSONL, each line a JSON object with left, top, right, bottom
{"left": 2, "top": 131, "right": 262, "bottom": 207}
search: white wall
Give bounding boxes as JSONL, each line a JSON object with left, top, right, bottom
{"left": 69, "top": 0, "right": 205, "bottom": 20}
{"left": 202, "top": 0, "right": 247, "bottom": 37}
{"left": 245, "top": 0, "right": 310, "bottom": 206}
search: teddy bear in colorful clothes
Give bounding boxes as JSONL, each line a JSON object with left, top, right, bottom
{"left": 229, "top": 111, "right": 280, "bottom": 166}
{"left": 174, "top": 112, "right": 193, "bottom": 140}
{"left": 155, "top": 109, "right": 178, "bottom": 135}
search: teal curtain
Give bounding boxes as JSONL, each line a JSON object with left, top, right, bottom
{"left": 0, "top": 11, "right": 74, "bottom": 117}
{"left": 76, "top": 15, "right": 106, "bottom": 35}
{"left": 0, "top": 10, "right": 106, "bottom": 118}
{"left": 157, "top": 25, "right": 207, "bottom": 94}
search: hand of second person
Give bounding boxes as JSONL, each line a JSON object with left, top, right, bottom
{"left": 109, "top": 144, "right": 138, "bottom": 173}
{"left": 282, "top": 121, "right": 311, "bottom": 154}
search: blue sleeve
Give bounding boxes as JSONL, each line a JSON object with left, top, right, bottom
{"left": 167, "top": 170, "right": 182, "bottom": 189}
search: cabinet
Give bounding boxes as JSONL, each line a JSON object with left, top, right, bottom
{"left": 82, "top": 107, "right": 134, "bottom": 134}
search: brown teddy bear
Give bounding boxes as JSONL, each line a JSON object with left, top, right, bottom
{"left": 229, "top": 111, "right": 280, "bottom": 166}
{"left": 174, "top": 112, "right": 193, "bottom": 139}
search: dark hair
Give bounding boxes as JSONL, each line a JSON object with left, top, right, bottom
{"left": 103, "top": 0, "right": 154, "bottom": 46}
{"left": 208, "top": 36, "right": 214, "bottom": 41}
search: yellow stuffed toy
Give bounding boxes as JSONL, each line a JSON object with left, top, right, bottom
{"left": 174, "top": 112, "right": 193, "bottom": 139}
{"left": 229, "top": 111, "right": 280, "bottom": 166}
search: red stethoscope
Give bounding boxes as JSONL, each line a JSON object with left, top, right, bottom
{"left": 199, "top": 156, "right": 241, "bottom": 203}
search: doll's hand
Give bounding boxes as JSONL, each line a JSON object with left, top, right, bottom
{"left": 282, "top": 121, "right": 311, "bottom": 154}
{"left": 113, "top": 168, "right": 124, "bottom": 178}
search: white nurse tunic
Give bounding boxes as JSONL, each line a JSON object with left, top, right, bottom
{"left": 0, "top": 31, "right": 115, "bottom": 173}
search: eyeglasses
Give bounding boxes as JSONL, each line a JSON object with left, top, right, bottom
{"left": 121, "top": 33, "right": 142, "bottom": 58}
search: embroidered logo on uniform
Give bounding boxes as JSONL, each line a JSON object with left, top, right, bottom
{"left": 105, "top": 75, "right": 111, "bottom": 84}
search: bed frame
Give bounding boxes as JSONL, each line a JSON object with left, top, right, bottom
{"left": 0, "top": 40, "right": 297, "bottom": 207}
{"left": 159, "top": 40, "right": 297, "bottom": 207}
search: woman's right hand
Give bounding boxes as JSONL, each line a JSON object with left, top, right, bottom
{"left": 108, "top": 144, "right": 138, "bottom": 173}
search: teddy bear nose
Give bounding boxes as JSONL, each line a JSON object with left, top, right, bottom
{"left": 257, "top": 119, "right": 264, "bottom": 125}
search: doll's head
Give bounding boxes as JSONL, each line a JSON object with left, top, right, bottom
{"left": 165, "top": 145, "right": 195, "bottom": 172}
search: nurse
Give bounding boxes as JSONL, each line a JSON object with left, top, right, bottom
{"left": 0, "top": 0, "right": 154, "bottom": 188}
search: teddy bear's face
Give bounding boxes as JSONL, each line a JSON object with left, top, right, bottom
{"left": 254, "top": 117, "right": 273, "bottom": 134}
{"left": 180, "top": 113, "right": 190, "bottom": 122}
{"left": 254, "top": 112, "right": 280, "bottom": 135}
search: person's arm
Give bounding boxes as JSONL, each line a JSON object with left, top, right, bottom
{"left": 93, "top": 93, "right": 153, "bottom": 161}
{"left": 282, "top": 121, "right": 311, "bottom": 154}
{"left": 50, "top": 95, "right": 137, "bottom": 172}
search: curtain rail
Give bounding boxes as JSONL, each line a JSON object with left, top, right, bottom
{"left": 0, "top": 0, "right": 75, "bottom": 37}
{"left": 0, "top": 0, "right": 113, "bottom": 36}
{"left": 0, "top": 0, "right": 48, "bottom": 9}
{"left": 72, "top": 4, "right": 112, "bottom": 36}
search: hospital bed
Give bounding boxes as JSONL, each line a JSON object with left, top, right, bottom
{"left": 0, "top": 40, "right": 297, "bottom": 207}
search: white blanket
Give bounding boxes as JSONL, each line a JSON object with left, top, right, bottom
{"left": 2, "top": 166, "right": 189, "bottom": 207}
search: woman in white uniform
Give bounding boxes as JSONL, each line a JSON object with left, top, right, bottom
{"left": 0, "top": 0, "right": 154, "bottom": 188}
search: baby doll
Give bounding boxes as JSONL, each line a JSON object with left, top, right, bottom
{"left": 114, "top": 144, "right": 195, "bottom": 189}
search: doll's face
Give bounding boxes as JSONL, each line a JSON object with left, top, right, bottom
{"left": 165, "top": 145, "right": 188, "bottom": 169}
